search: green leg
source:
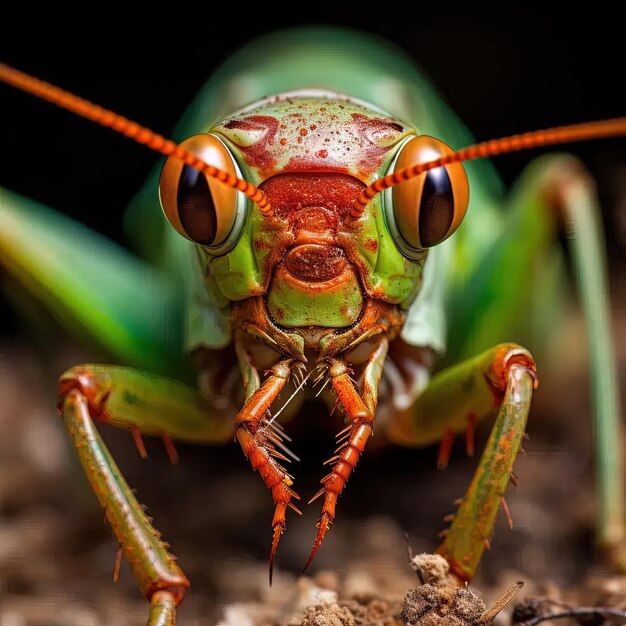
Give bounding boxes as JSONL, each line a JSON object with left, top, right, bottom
{"left": 446, "top": 155, "right": 624, "bottom": 571}
{"left": 148, "top": 591, "right": 177, "bottom": 626}
{"left": 0, "top": 187, "right": 182, "bottom": 374}
{"left": 387, "top": 343, "right": 536, "bottom": 581}
{"left": 58, "top": 364, "right": 233, "bottom": 624}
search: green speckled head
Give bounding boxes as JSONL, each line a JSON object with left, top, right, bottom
{"left": 133, "top": 27, "right": 505, "bottom": 352}
{"left": 198, "top": 94, "right": 423, "bottom": 329}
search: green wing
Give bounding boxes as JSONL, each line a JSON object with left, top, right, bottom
{"left": 1, "top": 187, "right": 184, "bottom": 374}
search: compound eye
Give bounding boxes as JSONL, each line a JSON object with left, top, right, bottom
{"left": 389, "top": 135, "right": 469, "bottom": 254}
{"left": 159, "top": 134, "right": 245, "bottom": 253}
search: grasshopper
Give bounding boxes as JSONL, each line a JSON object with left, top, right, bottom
{"left": 0, "top": 28, "right": 624, "bottom": 626}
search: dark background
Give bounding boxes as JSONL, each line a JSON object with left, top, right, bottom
{"left": 1, "top": 19, "right": 624, "bottom": 251}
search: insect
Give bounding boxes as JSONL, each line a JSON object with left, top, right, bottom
{"left": 1, "top": 27, "right": 624, "bottom": 626}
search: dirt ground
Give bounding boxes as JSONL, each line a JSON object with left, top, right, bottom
{"left": 1, "top": 279, "right": 625, "bottom": 626}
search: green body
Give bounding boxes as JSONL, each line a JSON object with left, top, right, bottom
{"left": 1, "top": 27, "right": 623, "bottom": 620}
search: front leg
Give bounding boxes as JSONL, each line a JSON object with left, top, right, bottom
{"left": 233, "top": 358, "right": 302, "bottom": 582}
{"left": 446, "top": 155, "right": 624, "bottom": 569}
{"left": 58, "top": 365, "right": 233, "bottom": 625}
{"left": 387, "top": 344, "right": 537, "bottom": 582}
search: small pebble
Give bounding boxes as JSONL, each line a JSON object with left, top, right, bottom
{"left": 409, "top": 553, "right": 450, "bottom": 585}
{"left": 299, "top": 604, "right": 355, "bottom": 626}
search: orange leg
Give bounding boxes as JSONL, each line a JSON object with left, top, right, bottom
{"left": 304, "top": 339, "right": 388, "bottom": 572}
{"left": 234, "top": 359, "right": 301, "bottom": 583}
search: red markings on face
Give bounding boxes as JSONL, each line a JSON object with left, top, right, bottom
{"left": 217, "top": 99, "right": 408, "bottom": 182}
{"left": 253, "top": 238, "right": 273, "bottom": 252}
{"left": 223, "top": 115, "right": 279, "bottom": 176}
{"left": 364, "top": 238, "right": 379, "bottom": 253}
{"left": 259, "top": 173, "right": 365, "bottom": 222}
{"left": 350, "top": 114, "right": 405, "bottom": 176}
{"left": 352, "top": 114, "right": 404, "bottom": 138}
{"left": 285, "top": 245, "right": 348, "bottom": 281}
{"left": 282, "top": 113, "right": 403, "bottom": 176}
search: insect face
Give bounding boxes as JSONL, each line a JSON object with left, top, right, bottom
{"left": 163, "top": 97, "right": 466, "bottom": 336}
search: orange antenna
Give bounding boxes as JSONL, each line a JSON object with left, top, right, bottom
{"left": 352, "top": 118, "right": 626, "bottom": 217}
{"left": 0, "top": 63, "right": 273, "bottom": 218}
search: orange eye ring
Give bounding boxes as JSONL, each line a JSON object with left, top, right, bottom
{"left": 159, "top": 134, "right": 247, "bottom": 255}
{"left": 385, "top": 135, "right": 469, "bottom": 257}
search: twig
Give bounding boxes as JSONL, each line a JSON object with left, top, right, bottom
{"left": 479, "top": 580, "right": 524, "bottom": 623}
{"left": 515, "top": 605, "right": 626, "bottom": 625}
